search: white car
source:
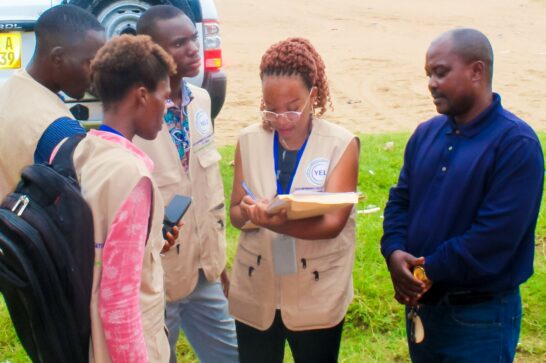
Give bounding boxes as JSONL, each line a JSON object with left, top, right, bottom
{"left": 0, "top": 0, "right": 227, "bottom": 124}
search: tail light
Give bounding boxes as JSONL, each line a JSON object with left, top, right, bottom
{"left": 203, "top": 19, "right": 222, "bottom": 71}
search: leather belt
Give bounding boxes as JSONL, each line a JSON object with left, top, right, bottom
{"left": 419, "top": 287, "right": 516, "bottom": 306}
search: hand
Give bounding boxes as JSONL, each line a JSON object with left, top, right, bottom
{"left": 161, "top": 221, "right": 184, "bottom": 254}
{"left": 220, "top": 268, "right": 230, "bottom": 298}
{"left": 240, "top": 196, "right": 288, "bottom": 228}
{"left": 387, "top": 250, "right": 428, "bottom": 305}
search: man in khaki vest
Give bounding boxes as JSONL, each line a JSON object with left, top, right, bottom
{"left": 0, "top": 4, "right": 105, "bottom": 197}
{"left": 136, "top": 6, "right": 238, "bottom": 363}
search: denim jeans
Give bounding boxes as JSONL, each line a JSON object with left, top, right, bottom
{"left": 407, "top": 288, "right": 522, "bottom": 363}
{"left": 165, "top": 269, "right": 239, "bottom": 363}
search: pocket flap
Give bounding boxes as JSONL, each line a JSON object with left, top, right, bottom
{"left": 197, "top": 148, "right": 222, "bottom": 168}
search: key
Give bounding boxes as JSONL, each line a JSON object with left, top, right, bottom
{"left": 408, "top": 306, "right": 425, "bottom": 344}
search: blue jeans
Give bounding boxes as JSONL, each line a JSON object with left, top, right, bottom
{"left": 407, "top": 288, "right": 522, "bottom": 363}
{"left": 165, "top": 270, "right": 239, "bottom": 363}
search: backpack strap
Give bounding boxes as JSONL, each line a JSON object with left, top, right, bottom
{"left": 51, "top": 134, "right": 86, "bottom": 180}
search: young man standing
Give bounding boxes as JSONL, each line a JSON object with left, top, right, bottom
{"left": 0, "top": 4, "right": 105, "bottom": 197}
{"left": 136, "top": 6, "right": 238, "bottom": 363}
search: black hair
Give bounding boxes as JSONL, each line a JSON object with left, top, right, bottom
{"left": 137, "top": 4, "right": 193, "bottom": 37}
{"left": 91, "top": 34, "right": 176, "bottom": 110}
{"left": 35, "top": 4, "right": 103, "bottom": 51}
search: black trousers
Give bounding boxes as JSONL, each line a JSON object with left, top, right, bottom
{"left": 236, "top": 310, "right": 344, "bottom": 363}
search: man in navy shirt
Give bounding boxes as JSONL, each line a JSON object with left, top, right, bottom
{"left": 381, "top": 28, "right": 544, "bottom": 362}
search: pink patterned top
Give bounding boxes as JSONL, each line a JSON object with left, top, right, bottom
{"left": 52, "top": 130, "right": 154, "bottom": 362}
{"left": 92, "top": 130, "right": 153, "bottom": 362}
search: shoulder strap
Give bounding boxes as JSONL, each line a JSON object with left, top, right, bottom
{"left": 51, "top": 134, "right": 86, "bottom": 180}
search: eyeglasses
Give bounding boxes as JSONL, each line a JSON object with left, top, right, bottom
{"left": 260, "top": 89, "right": 314, "bottom": 125}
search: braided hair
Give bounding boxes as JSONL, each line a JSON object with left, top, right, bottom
{"left": 260, "top": 37, "right": 332, "bottom": 116}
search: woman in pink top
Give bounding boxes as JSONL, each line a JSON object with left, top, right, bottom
{"left": 79, "top": 35, "right": 176, "bottom": 362}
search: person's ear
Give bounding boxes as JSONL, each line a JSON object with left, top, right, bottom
{"left": 470, "top": 60, "right": 486, "bottom": 83}
{"left": 309, "top": 86, "right": 318, "bottom": 114}
{"left": 310, "top": 86, "right": 318, "bottom": 100}
{"left": 49, "top": 46, "right": 64, "bottom": 68}
{"left": 135, "top": 86, "right": 149, "bottom": 108}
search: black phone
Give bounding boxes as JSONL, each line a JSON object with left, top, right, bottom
{"left": 163, "top": 195, "right": 192, "bottom": 239}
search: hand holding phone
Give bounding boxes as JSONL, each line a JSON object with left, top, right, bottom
{"left": 163, "top": 195, "right": 192, "bottom": 240}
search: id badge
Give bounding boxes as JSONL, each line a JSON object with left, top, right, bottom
{"left": 272, "top": 234, "right": 297, "bottom": 275}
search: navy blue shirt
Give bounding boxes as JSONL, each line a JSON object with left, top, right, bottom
{"left": 34, "top": 117, "right": 86, "bottom": 164}
{"left": 381, "top": 94, "right": 544, "bottom": 293}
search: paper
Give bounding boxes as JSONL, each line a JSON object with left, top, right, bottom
{"left": 266, "top": 191, "right": 359, "bottom": 220}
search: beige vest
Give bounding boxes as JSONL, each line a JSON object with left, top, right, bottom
{"left": 229, "top": 119, "right": 357, "bottom": 331}
{"left": 134, "top": 84, "right": 226, "bottom": 302}
{"left": 73, "top": 134, "right": 169, "bottom": 363}
{"left": 0, "top": 69, "right": 73, "bottom": 197}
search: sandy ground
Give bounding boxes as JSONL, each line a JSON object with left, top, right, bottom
{"left": 212, "top": 0, "right": 546, "bottom": 146}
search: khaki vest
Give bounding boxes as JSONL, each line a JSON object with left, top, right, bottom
{"left": 229, "top": 119, "right": 357, "bottom": 331}
{"left": 0, "top": 69, "right": 73, "bottom": 197}
{"left": 73, "top": 134, "right": 169, "bottom": 362}
{"left": 134, "top": 84, "right": 226, "bottom": 302}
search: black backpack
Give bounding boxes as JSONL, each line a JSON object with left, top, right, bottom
{"left": 0, "top": 134, "right": 94, "bottom": 363}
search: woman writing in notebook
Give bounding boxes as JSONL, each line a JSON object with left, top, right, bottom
{"left": 229, "top": 37, "right": 360, "bottom": 363}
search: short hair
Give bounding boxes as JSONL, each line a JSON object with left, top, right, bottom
{"left": 445, "top": 28, "right": 494, "bottom": 85}
{"left": 137, "top": 4, "right": 193, "bottom": 37}
{"left": 260, "top": 37, "right": 331, "bottom": 117}
{"left": 35, "top": 5, "right": 103, "bottom": 50}
{"left": 91, "top": 34, "right": 176, "bottom": 109}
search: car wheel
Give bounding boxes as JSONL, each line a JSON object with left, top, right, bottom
{"left": 68, "top": 0, "right": 194, "bottom": 39}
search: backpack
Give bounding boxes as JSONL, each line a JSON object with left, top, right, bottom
{"left": 0, "top": 134, "right": 94, "bottom": 363}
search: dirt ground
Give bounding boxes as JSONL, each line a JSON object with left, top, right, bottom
{"left": 212, "top": 0, "right": 546, "bottom": 146}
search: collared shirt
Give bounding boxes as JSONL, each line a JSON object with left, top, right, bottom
{"left": 164, "top": 81, "right": 193, "bottom": 172}
{"left": 381, "top": 94, "right": 544, "bottom": 293}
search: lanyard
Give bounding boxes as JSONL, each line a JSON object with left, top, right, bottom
{"left": 273, "top": 131, "right": 309, "bottom": 195}
{"left": 99, "top": 124, "right": 125, "bottom": 138}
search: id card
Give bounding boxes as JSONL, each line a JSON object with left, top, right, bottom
{"left": 272, "top": 234, "right": 297, "bottom": 275}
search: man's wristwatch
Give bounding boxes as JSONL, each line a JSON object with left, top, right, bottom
{"left": 413, "top": 265, "right": 430, "bottom": 284}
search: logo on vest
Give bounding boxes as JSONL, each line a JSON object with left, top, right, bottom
{"left": 195, "top": 110, "right": 212, "bottom": 136}
{"left": 305, "top": 158, "right": 330, "bottom": 186}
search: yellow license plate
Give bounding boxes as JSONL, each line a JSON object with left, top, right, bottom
{"left": 0, "top": 32, "right": 22, "bottom": 69}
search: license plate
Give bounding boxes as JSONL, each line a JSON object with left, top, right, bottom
{"left": 0, "top": 32, "right": 22, "bottom": 69}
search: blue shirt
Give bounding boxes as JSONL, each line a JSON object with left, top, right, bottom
{"left": 381, "top": 94, "right": 544, "bottom": 293}
{"left": 34, "top": 117, "right": 86, "bottom": 164}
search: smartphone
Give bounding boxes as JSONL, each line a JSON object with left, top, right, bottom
{"left": 163, "top": 195, "right": 192, "bottom": 239}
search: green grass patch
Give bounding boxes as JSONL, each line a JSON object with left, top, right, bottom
{"left": 1, "top": 133, "right": 545, "bottom": 362}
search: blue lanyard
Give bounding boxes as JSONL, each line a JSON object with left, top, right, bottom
{"left": 99, "top": 124, "right": 125, "bottom": 138}
{"left": 273, "top": 131, "right": 309, "bottom": 195}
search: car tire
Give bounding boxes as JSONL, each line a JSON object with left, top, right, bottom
{"left": 68, "top": 0, "right": 194, "bottom": 38}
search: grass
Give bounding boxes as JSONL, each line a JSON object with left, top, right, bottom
{"left": 2, "top": 133, "right": 546, "bottom": 362}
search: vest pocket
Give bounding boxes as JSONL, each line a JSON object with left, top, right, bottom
{"left": 197, "top": 148, "right": 225, "bottom": 208}
{"left": 230, "top": 245, "right": 264, "bottom": 305}
{"left": 297, "top": 250, "right": 347, "bottom": 310}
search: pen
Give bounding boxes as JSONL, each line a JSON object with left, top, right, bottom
{"left": 241, "top": 181, "right": 256, "bottom": 201}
